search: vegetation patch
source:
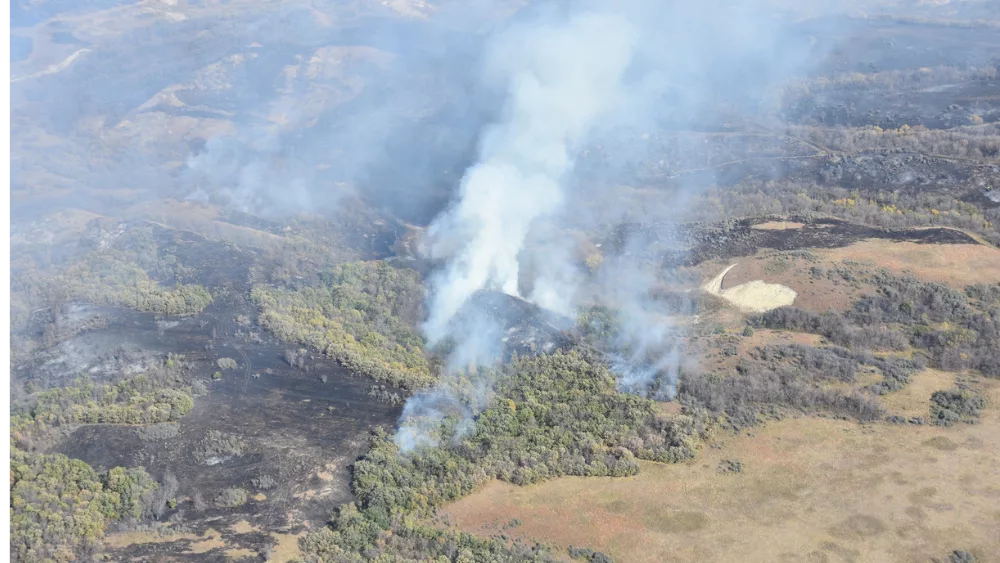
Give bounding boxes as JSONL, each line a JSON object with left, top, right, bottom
{"left": 756, "top": 275, "right": 1000, "bottom": 378}
{"left": 12, "top": 370, "right": 194, "bottom": 449}
{"left": 10, "top": 450, "right": 160, "bottom": 563}
{"left": 569, "top": 545, "right": 615, "bottom": 562}
{"left": 216, "top": 487, "right": 250, "bottom": 508}
{"left": 299, "top": 350, "right": 704, "bottom": 561}
{"left": 194, "top": 430, "right": 248, "bottom": 465}
{"left": 717, "top": 459, "right": 744, "bottom": 474}
{"left": 252, "top": 261, "right": 434, "bottom": 389}
{"left": 930, "top": 383, "right": 988, "bottom": 426}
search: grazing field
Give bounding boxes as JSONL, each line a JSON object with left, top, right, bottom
{"left": 820, "top": 240, "right": 1000, "bottom": 288}
{"left": 441, "top": 378, "right": 1000, "bottom": 563}
{"left": 696, "top": 237, "right": 1000, "bottom": 314}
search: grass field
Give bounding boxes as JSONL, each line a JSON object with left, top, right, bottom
{"left": 820, "top": 240, "right": 1000, "bottom": 288}
{"left": 693, "top": 238, "right": 1000, "bottom": 315}
{"left": 439, "top": 237, "right": 1000, "bottom": 562}
{"left": 441, "top": 376, "right": 1000, "bottom": 563}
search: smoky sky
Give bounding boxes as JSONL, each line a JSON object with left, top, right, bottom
{"left": 11, "top": 0, "right": 827, "bottom": 221}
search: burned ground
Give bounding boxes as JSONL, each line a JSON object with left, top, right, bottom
{"left": 603, "top": 215, "right": 983, "bottom": 268}
{"left": 15, "top": 302, "right": 402, "bottom": 561}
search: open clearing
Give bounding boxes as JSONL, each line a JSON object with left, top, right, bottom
{"left": 696, "top": 238, "right": 1000, "bottom": 315}
{"left": 441, "top": 379, "right": 1000, "bottom": 563}
{"left": 751, "top": 221, "right": 807, "bottom": 231}
{"left": 819, "top": 240, "right": 1000, "bottom": 288}
{"left": 701, "top": 264, "right": 798, "bottom": 313}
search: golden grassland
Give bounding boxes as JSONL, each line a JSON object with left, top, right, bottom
{"left": 441, "top": 373, "right": 1000, "bottom": 563}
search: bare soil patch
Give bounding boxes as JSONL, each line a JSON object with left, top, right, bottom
{"left": 701, "top": 264, "right": 798, "bottom": 313}
{"left": 709, "top": 254, "right": 869, "bottom": 314}
{"left": 751, "top": 221, "right": 806, "bottom": 231}
{"left": 268, "top": 531, "right": 306, "bottom": 563}
{"left": 440, "top": 380, "right": 1000, "bottom": 563}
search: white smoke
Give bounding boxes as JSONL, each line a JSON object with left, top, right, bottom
{"left": 421, "top": 10, "right": 637, "bottom": 345}
{"left": 395, "top": 1, "right": 833, "bottom": 452}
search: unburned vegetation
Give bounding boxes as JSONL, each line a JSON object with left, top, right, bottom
{"left": 440, "top": 378, "right": 1000, "bottom": 563}
{"left": 757, "top": 275, "right": 1000, "bottom": 377}
{"left": 298, "top": 350, "right": 706, "bottom": 561}
{"left": 252, "top": 261, "right": 434, "bottom": 389}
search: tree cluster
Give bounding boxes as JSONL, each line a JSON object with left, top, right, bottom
{"left": 299, "top": 350, "right": 701, "bottom": 562}
{"left": 252, "top": 261, "right": 434, "bottom": 389}
{"left": 12, "top": 373, "right": 194, "bottom": 448}
{"left": 10, "top": 449, "right": 160, "bottom": 563}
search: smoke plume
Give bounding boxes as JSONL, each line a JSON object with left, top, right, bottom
{"left": 396, "top": 0, "right": 834, "bottom": 451}
{"left": 421, "top": 10, "right": 637, "bottom": 344}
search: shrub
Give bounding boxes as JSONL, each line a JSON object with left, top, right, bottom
{"left": 251, "top": 475, "right": 277, "bottom": 491}
{"left": 930, "top": 385, "right": 988, "bottom": 426}
{"left": 569, "top": 546, "right": 615, "bottom": 563}
{"left": 194, "top": 431, "right": 247, "bottom": 464}
{"left": 718, "top": 459, "right": 744, "bottom": 474}
{"left": 216, "top": 487, "right": 249, "bottom": 508}
{"left": 252, "top": 261, "right": 433, "bottom": 388}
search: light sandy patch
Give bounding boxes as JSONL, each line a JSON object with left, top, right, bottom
{"left": 821, "top": 240, "right": 1000, "bottom": 288}
{"left": 104, "top": 528, "right": 201, "bottom": 549}
{"left": 751, "top": 221, "right": 806, "bottom": 231}
{"left": 268, "top": 532, "right": 306, "bottom": 563}
{"left": 702, "top": 264, "right": 797, "bottom": 313}
{"left": 186, "top": 528, "right": 225, "bottom": 554}
{"left": 230, "top": 520, "right": 258, "bottom": 534}
{"left": 254, "top": 493, "right": 267, "bottom": 501}
{"left": 441, "top": 380, "right": 1000, "bottom": 563}
{"left": 225, "top": 547, "right": 256, "bottom": 559}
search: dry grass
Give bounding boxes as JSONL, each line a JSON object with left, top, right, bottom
{"left": 225, "top": 547, "right": 256, "bottom": 559}
{"left": 103, "top": 528, "right": 203, "bottom": 549}
{"left": 268, "top": 531, "right": 306, "bottom": 563}
{"left": 441, "top": 380, "right": 1000, "bottom": 563}
{"left": 751, "top": 221, "right": 807, "bottom": 231}
{"left": 695, "top": 238, "right": 1000, "bottom": 316}
{"left": 230, "top": 520, "right": 258, "bottom": 534}
{"left": 707, "top": 255, "right": 867, "bottom": 313}
{"left": 880, "top": 369, "right": 957, "bottom": 419}
{"left": 186, "top": 528, "right": 226, "bottom": 554}
{"left": 123, "top": 198, "right": 294, "bottom": 251}
{"left": 689, "top": 328, "right": 824, "bottom": 376}
{"left": 820, "top": 240, "right": 1000, "bottom": 288}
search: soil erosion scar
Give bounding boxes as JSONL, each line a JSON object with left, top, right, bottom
{"left": 702, "top": 263, "right": 797, "bottom": 313}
